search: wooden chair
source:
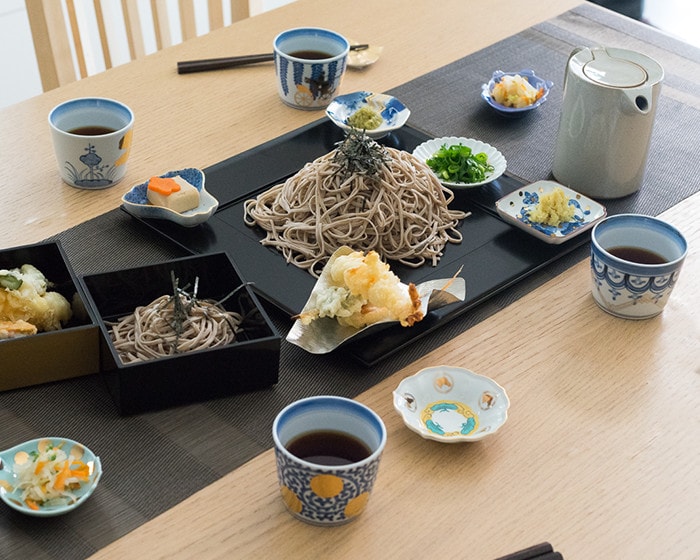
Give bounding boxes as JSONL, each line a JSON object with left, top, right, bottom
{"left": 25, "top": 0, "right": 255, "bottom": 91}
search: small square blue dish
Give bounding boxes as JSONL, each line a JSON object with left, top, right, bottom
{"left": 495, "top": 180, "right": 607, "bottom": 244}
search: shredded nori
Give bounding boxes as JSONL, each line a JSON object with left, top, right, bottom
{"left": 332, "top": 128, "right": 390, "bottom": 180}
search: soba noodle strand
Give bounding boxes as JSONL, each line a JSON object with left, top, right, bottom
{"left": 244, "top": 146, "right": 468, "bottom": 277}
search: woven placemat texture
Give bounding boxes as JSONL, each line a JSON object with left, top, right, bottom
{"left": 2, "top": 5, "right": 699, "bottom": 558}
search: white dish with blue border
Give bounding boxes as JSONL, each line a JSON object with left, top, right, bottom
{"left": 121, "top": 168, "right": 218, "bottom": 227}
{"left": 495, "top": 180, "right": 607, "bottom": 244}
{"left": 481, "top": 69, "right": 553, "bottom": 117}
{"left": 325, "top": 91, "right": 410, "bottom": 139}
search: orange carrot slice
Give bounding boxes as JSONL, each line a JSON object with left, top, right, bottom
{"left": 69, "top": 464, "right": 91, "bottom": 481}
{"left": 53, "top": 460, "right": 71, "bottom": 491}
{"left": 25, "top": 498, "right": 40, "bottom": 511}
{"left": 147, "top": 176, "right": 181, "bottom": 195}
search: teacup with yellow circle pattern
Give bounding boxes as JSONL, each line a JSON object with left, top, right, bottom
{"left": 272, "top": 395, "right": 386, "bottom": 525}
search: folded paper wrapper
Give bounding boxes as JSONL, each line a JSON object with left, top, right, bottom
{"left": 286, "top": 275, "right": 465, "bottom": 354}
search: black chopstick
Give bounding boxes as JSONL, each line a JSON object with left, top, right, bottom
{"left": 177, "top": 53, "right": 273, "bottom": 73}
{"left": 177, "top": 44, "right": 369, "bottom": 74}
{"left": 493, "top": 542, "right": 564, "bottom": 560}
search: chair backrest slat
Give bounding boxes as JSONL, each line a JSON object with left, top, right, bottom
{"left": 120, "top": 0, "right": 139, "bottom": 59}
{"left": 26, "top": 0, "right": 60, "bottom": 91}
{"left": 231, "top": 0, "right": 251, "bottom": 22}
{"left": 209, "top": 0, "right": 224, "bottom": 28}
{"left": 25, "top": 0, "right": 254, "bottom": 91}
{"left": 92, "top": 0, "right": 112, "bottom": 70}
{"left": 179, "top": 0, "right": 197, "bottom": 43}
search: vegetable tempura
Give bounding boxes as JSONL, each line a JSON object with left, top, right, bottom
{"left": 297, "top": 249, "right": 423, "bottom": 329}
{"left": 0, "top": 264, "right": 72, "bottom": 337}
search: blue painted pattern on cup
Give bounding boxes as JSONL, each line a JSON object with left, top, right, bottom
{"left": 590, "top": 214, "right": 687, "bottom": 319}
{"left": 273, "top": 28, "right": 349, "bottom": 110}
{"left": 272, "top": 395, "right": 386, "bottom": 525}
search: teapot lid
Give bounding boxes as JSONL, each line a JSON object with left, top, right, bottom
{"left": 582, "top": 49, "right": 648, "bottom": 87}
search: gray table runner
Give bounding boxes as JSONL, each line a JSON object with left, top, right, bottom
{"left": 2, "top": 5, "right": 699, "bottom": 558}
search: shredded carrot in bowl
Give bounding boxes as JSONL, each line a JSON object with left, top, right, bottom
{"left": 13, "top": 441, "right": 93, "bottom": 509}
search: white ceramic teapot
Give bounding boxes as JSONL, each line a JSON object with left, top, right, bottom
{"left": 552, "top": 47, "right": 663, "bottom": 199}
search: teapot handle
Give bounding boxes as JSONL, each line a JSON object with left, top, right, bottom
{"left": 563, "top": 46, "right": 586, "bottom": 90}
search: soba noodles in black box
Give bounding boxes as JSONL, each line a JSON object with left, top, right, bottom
{"left": 79, "top": 252, "right": 280, "bottom": 414}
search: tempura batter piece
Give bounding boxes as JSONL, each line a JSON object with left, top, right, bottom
{"left": 298, "top": 249, "right": 423, "bottom": 329}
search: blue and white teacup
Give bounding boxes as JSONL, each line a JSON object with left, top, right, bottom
{"left": 272, "top": 395, "right": 386, "bottom": 525}
{"left": 273, "top": 28, "right": 349, "bottom": 110}
{"left": 49, "top": 97, "right": 134, "bottom": 189}
{"left": 590, "top": 214, "right": 687, "bottom": 319}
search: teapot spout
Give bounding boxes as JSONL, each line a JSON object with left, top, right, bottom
{"left": 621, "top": 86, "right": 655, "bottom": 115}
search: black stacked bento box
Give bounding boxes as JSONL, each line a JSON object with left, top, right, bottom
{"left": 0, "top": 241, "right": 99, "bottom": 391}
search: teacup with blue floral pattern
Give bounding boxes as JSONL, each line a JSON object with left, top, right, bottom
{"left": 590, "top": 214, "right": 687, "bottom": 319}
{"left": 272, "top": 395, "right": 386, "bottom": 525}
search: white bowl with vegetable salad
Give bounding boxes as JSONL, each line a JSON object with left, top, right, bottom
{"left": 326, "top": 91, "right": 410, "bottom": 139}
{"left": 412, "top": 137, "right": 507, "bottom": 188}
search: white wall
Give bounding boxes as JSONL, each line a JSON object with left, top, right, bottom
{"left": 0, "top": 0, "right": 294, "bottom": 109}
{"left": 0, "top": 0, "right": 42, "bottom": 108}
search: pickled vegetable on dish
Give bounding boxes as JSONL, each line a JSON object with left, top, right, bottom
{"left": 491, "top": 74, "right": 544, "bottom": 108}
{"left": 12, "top": 440, "right": 93, "bottom": 510}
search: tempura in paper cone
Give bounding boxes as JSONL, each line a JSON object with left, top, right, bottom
{"left": 287, "top": 246, "right": 465, "bottom": 354}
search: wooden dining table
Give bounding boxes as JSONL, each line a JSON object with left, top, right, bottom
{"left": 2, "top": 0, "right": 699, "bottom": 558}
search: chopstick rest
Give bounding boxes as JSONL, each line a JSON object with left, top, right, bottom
{"left": 177, "top": 44, "right": 369, "bottom": 74}
{"left": 493, "top": 542, "right": 564, "bottom": 560}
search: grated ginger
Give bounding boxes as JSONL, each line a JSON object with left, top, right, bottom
{"left": 527, "top": 187, "right": 575, "bottom": 227}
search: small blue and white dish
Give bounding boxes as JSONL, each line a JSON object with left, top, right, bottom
{"left": 481, "top": 69, "right": 553, "bottom": 117}
{"left": 121, "top": 167, "right": 218, "bottom": 227}
{"left": 393, "top": 365, "right": 510, "bottom": 443}
{"left": 326, "top": 91, "right": 410, "bottom": 139}
{"left": 495, "top": 180, "right": 606, "bottom": 244}
{"left": 0, "top": 437, "right": 102, "bottom": 517}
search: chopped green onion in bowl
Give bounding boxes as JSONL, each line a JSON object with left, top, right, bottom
{"left": 412, "top": 136, "right": 507, "bottom": 189}
{"left": 426, "top": 143, "right": 494, "bottom": 184}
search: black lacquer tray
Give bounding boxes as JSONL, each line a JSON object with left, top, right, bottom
{"left": 132, "top": 119, "right": 589, "bottom": 365}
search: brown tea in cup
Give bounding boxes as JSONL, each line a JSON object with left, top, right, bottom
{"left": 286, "top": 429, "right": 372, "bottom": 466}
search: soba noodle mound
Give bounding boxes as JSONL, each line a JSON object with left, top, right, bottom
{"left": 243, "top": 131, "right": 468, "bottom": 277}
{"left": 109, "top": 291, "right": 242, "bottom": 364}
